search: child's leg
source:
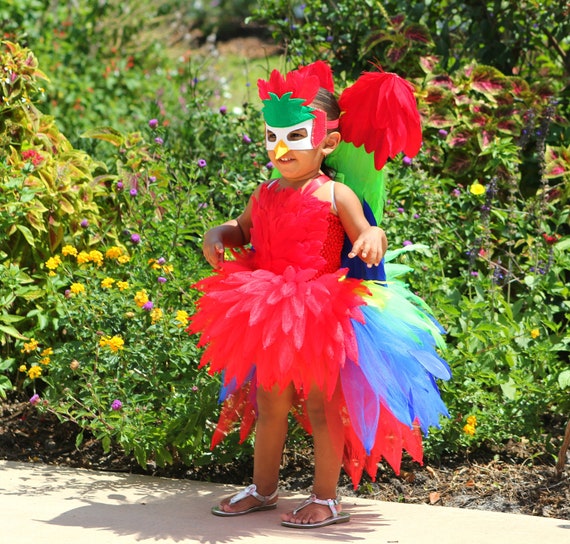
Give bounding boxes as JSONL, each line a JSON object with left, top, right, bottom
{"left": 281, "top": 383, "right": 345, "bottom": 524}
{"left": 218, "top": 383, "right": 294, "bottom": 513}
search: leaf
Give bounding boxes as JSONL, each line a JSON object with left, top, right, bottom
{"left": 101, "top": 435, "right": 111, "bottom": 453}
{"left": 15, "top": 225, "right": 36, "bottom": 248}
{"left": 0, "top": 324, "right": 27, "bottom": 340}
{"left": 403, "top": 23, "right": 432, "bottom": 44}
{"left": 470, "top": 65, "right": 510, "bottom": 100}
{"left": 81, "top": 126, "right": 125, "bottom": 147}
{"left": 429, "top": 491, "right": 441, "bottom": 504}
{"left": 558, "top": 370, "right": 570, "bottom": 390}
{"left": 0, "top": 358, "right": 14, "bottom": 371}
{"left": 75, "top": 431, "right": 84, "bottom": 449}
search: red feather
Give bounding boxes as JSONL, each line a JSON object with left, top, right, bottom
{"left": 339, "top": 70, "right": 422, "bottom": 170}
{"left": 257, "top": 61, "right": 335, "bottom": 104}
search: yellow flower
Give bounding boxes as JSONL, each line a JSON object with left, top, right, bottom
{"left": 41, "top": 347, "right": 53, "bottom": 357}
{"left": 101, "top": 277, "right": 115, "bottom": 289}
{"left": 463, "top": 423, "right": 476, "bottom": 436}
{"left": 162, "top": 264, "right": 174, "bottom": 274}
{"left": 28, "top": 365, "right": 42, "bottom": 380}
{"left": 466, "top": 415, "right": 477, "bottom": 426}
{"left": 21, "top": 338, "right": 39, "bottom": 353}
{"left": 117, "top": 255, "right": 131, "bottom": 264}
{"left": 116, "top": 281, "right": 129, "bottom": 291}
{"left": 70, "top": 282, "right": 85, "bottom": 295}
{"left": 48, "top": 271, "right": 56, "bottom": 277}
{"left": 175, "top": 310, "right": 189, "bottom": 327}
{"left": 469, "top": 182, "right": 486, "bottom": 196}
{"left": 531, "top": 328, "right": 540, "bottom": 339}
{"left": 76, "top": 251, "right": 90, "bottom": 264}
{"left": 105, "top": 246, "right": 123, "bottom": 259}
{"left": 19, "top": 365, "right": 27, "bottom": 372}
{"left": 99, "top": 335, "right": 124, "bottom": 352}
{"left": 134, "top": 289, "right": 149, "bottom": 308}
{"left": 62, "top": 245, "right": 78, "bottom": 257}
{"left": 40, "top": 356, "right": 50, "bottom": 365}
{"left": 88, "top": 250, "right": 104, "bottom": 266}
{"left": 150, "top": 307, "right": 163, "bottom": 324}
{"left": 45, "top": 256, "right": 62, "bottom": 270}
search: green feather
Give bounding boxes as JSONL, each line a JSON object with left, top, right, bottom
{"left": 326, "top": 141, "right": 386, "bottom": 223}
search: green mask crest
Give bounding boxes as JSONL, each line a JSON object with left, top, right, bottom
{"left": 261, "top": 92, "right": 316, "bottom": 128}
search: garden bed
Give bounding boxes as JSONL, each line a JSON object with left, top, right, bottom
{"left": 2, "top": 396, "right": 568, "bottom": 520}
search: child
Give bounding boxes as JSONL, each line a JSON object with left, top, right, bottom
{"left": 188, "top": 61, "right": 450, "bottom": 529}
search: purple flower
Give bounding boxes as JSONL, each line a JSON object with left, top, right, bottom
{"left": 470, "top": 271, "right": 479, "bottom": 277}
{"left": 111, "top": 399, "right": 123, "bottom": 411}
{"left": 131, "top": 233, "right": 141, "bottom": 244}
{"left": 142, "top": 301, "right": 154, "bottom": 311}
{"left": 129, "top": 188, "right": 138, "bottom": 197}
{"left": 157, "top": 276, "right": 167, "bottom": 284}
{"left": 397, "top": 207, "right": 405, "bottom": 214}
{"left": 413, "top": 213, "right": 420, "bottom": 219}
{"left": 148, "top": 118, "right": 159, "bottom": 129}
{"left": 116, "top": 181, "right": 124, "bottom": 190}
{"left": 80, "top": 219, "right": 89, "bottom": 228}
{"left": 266, "top": 161, "right": 274, "bottom": 170}
{"left": 402, "top": 156, "right": 412, "bottom": 166}
{"left": 198, "top": 159, "right": 207, "bottom": 168}
{"left": 154, "top": 137, "right": 164, "bottom": 145}
{"left": 149, "top": 176, "right": 156, "bottom": 183}
{"left": 30, "top": 394, "right": 41, "bottom": 405}
{"left": 157, "top": 257, "right": 166, "bottom": 265}
{"left": 242, "top": 134, "right": 252, "bottom": 144}
{"left": 438, "top": 129, "right": 449, "bottom": 137}
{"left": 192, "top": 386, "right": 198, "bottom": 392}
{"left": 452, "top": 188, "right": 461, "bottom": 197}
{"left": 403, "top": 240, "right": 413, "bottom": 246}
{"left": 219, "top": 106, "right": 227, "bottom": 115}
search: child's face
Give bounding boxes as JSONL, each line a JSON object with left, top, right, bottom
{"left": 267, "top": 130, "right": 339, "bottom": 184}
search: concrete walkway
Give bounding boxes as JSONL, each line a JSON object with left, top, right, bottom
{"left": 1, "top": 460, "right": 568, "bottom": 543}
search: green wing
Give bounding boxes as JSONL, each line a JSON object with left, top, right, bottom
{"left": 325, "top": 141, "right": 386, "bottom": 224}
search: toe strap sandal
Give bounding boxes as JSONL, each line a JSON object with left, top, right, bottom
{"left": 212, "top": 484, "right": 279, "bottom": 517}
{"left": 281, "top": 494, "right": 351, "bottom": 529}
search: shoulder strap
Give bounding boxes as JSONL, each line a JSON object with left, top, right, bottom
{"left": 303, "top": 174, "right": 331, "bottom": 195}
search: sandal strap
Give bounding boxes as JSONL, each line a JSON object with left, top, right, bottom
{"left": 229, "top": 484, "right": 278, "bottom": 506}
{"left": 292, "top": 494, "right": 340, "bottom": 518}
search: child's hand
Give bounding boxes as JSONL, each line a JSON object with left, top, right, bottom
{"left": 203, "top": 231, "right": 225, "bottom": 268}
{"left": 348, "top": 226, "right": 387, "bottom": 268}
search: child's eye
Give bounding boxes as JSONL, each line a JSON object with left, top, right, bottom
{"left": 287, "top": 129, "right": 308, "bottom": 141}
{"left": 266, "top": 131, "right": 276, "bottom": 142}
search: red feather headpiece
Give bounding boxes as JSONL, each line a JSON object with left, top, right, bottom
{"left": 339, "top": 69, "right": 422, "bottom": 170}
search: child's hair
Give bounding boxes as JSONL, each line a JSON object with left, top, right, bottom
{"left": 312, "top": 88, "right": 341, "bottom": 128}
{"left": 312, "top": 88, "right": 341, "bottom": 179}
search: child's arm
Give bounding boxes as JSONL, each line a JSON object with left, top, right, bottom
{"left": 334, "top": 183, "right": 388, "bottom": 268}
{"left": 202, "top": 192, "right": 256, "bottom": 268}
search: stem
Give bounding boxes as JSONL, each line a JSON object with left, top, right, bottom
{"left": 555, "top": 416, "right": 570, "bottom": 478}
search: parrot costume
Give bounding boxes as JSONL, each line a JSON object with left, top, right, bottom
{"left": 187, "top": 61, "right": 450, "bottom": 489}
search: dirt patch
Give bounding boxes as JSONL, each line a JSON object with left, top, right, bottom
{"left": 2, "top": 396, "right": 568, "bottom": 520}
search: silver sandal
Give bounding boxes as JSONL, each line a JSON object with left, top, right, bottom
{"left": 281, "top": 494, "right": 351, "bottom": 529}
{"left": 212, "top": 484, "right": 279, "bottom": 517}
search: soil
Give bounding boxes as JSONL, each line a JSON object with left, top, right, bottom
{"left": 2, "top": 396, "right": 569, "bottom": 520}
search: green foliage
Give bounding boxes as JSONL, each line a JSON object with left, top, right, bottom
{"left": 22, "top": 240, "right": 226, "bottom": 467}
{"left": 2, "top": 1, "right": 569, "bottom": 472}
{"left": 252, "top": 0, "right": 570, "bottom": 81}
{"left": 0, "top": 41, "right": 108, "bottom": 368}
